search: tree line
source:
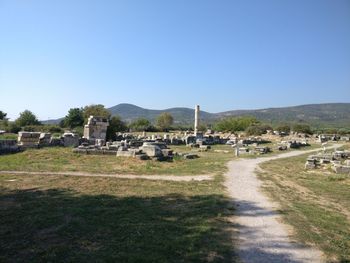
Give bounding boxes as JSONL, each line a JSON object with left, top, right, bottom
{"left": 0, "top": 105, "right": 175, "bottom": 140}
{"left": 1, "top": 107, "right": 349, "bottom": 138}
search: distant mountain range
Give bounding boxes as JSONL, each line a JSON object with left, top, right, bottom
{"left": 108, "top": 104, "right": 216, "bottom": 125}
{"left": 44, "top": 103, "right": 350, "bottom": 128}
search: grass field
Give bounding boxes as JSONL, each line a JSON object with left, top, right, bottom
{"left": 258, "top": 148, "right": 350, "bottom": 262}
{"left": 0, "top": 172, "right": 237, "bottom": 262}
{"left": 0, "top": 145, "right": 234, "bottom": 175}
{"left": 0, "top": 134, "right": 18, "bottom": 140}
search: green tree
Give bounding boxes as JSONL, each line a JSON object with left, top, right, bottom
{"left": 83, "top": 104, "right": 111, "bottom": 122}
{"left": 292, "top": 124, "right": 312, "bottom": 135}
{"left": 0, "top": 110, "right": 7, "bottom": 120}
{"left": 276, "top": 124, "right": 291, "bottom": 133}
{"left": 245, "top": 124, "right": 272, "bottom": 136}
{"left": 15, "top": 110, "right": 40, "bottom": 127}
{"left": 64, "top": 108, "right": 84, "bottom": 128}
{"left": 6, "top": 122, "right": 21, "bottom": 133}
{"left": 198, "top": 124, "right": 208, "bottom": 133}
{"left": 106, "top": 115, "right": 128, "bottom": 140}
{"left": 215, "top": 116, "right": 259, "bottom": 132}
{"left": 129, "top": 118, "right": 151, "bottom": 132}
{"left": 156, "top": 112, "right": 174, "bottom": 131}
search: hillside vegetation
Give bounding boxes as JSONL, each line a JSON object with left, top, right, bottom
{"left": 42, "top": 103, "right": 350, "bottom": 129}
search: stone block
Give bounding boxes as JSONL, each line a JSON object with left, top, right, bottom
{"left": 116, "top": 149, "right": 136, "bottom": 158}
{"left": 39, "top": 133, "right": 52, "bottom": 146}
{"left": 332, "top": 165, "right": 350, "bottom": 174}
{"left": 0, "top": 139, "right": 20, "bottom": 154}
{"left": 50, "top": 137, "right": 62, "bottom": 146}
{"left": 141, "top": 145, "right": 163, "bottom": 157}
{"left": 18, "top": 132, "right": 41, "bottom": 147}
{"left": 62, "top": 133, "right": 79, "bottom": 147}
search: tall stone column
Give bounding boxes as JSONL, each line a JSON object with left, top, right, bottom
{"left": 194, "top": 105, "right": 200, "bottom": 136}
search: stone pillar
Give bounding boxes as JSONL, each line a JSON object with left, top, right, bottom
{"left": 194, "top": 105, "right": 200, "bottom": 136}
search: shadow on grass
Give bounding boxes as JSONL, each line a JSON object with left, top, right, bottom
{"left": 0, "top": 188, "right": 235, "bottom": 263}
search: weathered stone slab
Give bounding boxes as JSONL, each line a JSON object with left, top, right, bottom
{"left": 141, "top": 145, "right": 163, "bottom": 157}
{"left": 332, "top": 165, "right": 350, "bottom": 174}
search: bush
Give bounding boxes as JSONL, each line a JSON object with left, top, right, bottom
{"left": 156, "top": 113, "right": 174, "bottom": 131}
{"left": 129, "top": 118, "right": 152, "bottom": 132}
{"left": 276, "top": 124, "right": 291, "bottom": 133}
{"left": 215, "top": 116, "right": 259, "bottom": 132}
{"left": 6, "top": 122, "right": 21, "bottom": 133}
{"left": 63, "top": 108, "right": 84, "bottom": 128}
{"left": 106, "top": 116, "right": 128, "bottom": 141}
{"left": 72, "top": 126, "right": 84, "bottom": 137}
{"left": 292, "top": 124, "right": 313, "bottom": 135}
{"left": 245, "top": 124, "right": 272, "bottom": 136}
{"left": 22, "top": 125, "right": 63, "bottom": 134}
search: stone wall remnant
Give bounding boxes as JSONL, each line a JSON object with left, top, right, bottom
{"left": 83, "top": 116, "right": 109, "bottom": 144}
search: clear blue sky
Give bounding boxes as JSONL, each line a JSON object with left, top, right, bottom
{"left": 1, "top": 0, "right": 349, "bottom": 120}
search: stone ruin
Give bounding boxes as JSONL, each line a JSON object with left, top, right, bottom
{"left": 305, "top": 150, "right": 350, "bottom": 174}
{"left": 316, "top": 134, "right": 350, "bottom": 143}
{"left": 17, "top": 131, "right": 41, "bottom": 148}
{"left": 225, "top": 136, "right": 272, "bottom": 156}
{"left": 83, "top": 116, "right": 109, "bottom": 145}
{"left": 0, "top": 139, "right": 20, "bottom": 154}
{"left": 278, "top": 140, "right": 310, "bottom": 149}
{"left": 62, "top": 132, "right": 80, "bottom": 147}
{"left": 117, "top": 141, "right": 174, "bottom": 161}
{"left": 73, "top": 131, "right": 204, "bottom": 161}
{"left": 17, "top": 131, "right": 80, "bottom": 148}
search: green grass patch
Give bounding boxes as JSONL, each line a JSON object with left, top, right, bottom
{"left": 0, "top": 133, "right": 17, "bottom": 140}
{"left": 258, "top": 150, "right": 350, "bottom": 262}
{"left": 0, "top": 146, "right": 233, "bottom": 175}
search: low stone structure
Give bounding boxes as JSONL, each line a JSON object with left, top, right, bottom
{"left": 254, "top": 146, "right": 271, "bottom": 154}
{"left": 39, "top": 133, "right": 52, "bottom": 146}
{"left": 305, "top": 150, "right": 350, "bottom": 174}
{"left": 305, "top": 158, "right": 317, "bottom": 169}
{"left": 332, "top": 165, "right": 350, "bottom": 174}
{"left": 0, "top": 139, "right": 20, "bottom": 154}
{"left": 62, "top": 132, "right": 80, "bottom": 147}
{"left": 17, "top": 132, "right": 41, "bottom": 148}
{"left": 50, "top": 137, "right": 63, "bottom": 146}
{"left": 280, "top": 140, "right": 309, "bottom": 149}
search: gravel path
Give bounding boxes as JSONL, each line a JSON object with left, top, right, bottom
{"left": 0, "top": 170, "right": 212, "bottom": 182}
{"left": 225, "top": 146, "right": 341, "bottom": 263}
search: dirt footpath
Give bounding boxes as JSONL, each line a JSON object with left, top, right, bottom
{"left": 225, "top": 146, "right": 341, "bottom": 263}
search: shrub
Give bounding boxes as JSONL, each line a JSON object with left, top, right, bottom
{"left": 215, "top": 116, "right": 259, "bottom": 132}
{"left": 245, "top": 124, "right": 272, "bottom": 136}
{"left": 292, "top": 124, "right": 313, "bottom": 135}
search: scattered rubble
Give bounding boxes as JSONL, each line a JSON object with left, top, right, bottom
{"left": 305, "top": 150, "right": 350, "bottom": 174}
